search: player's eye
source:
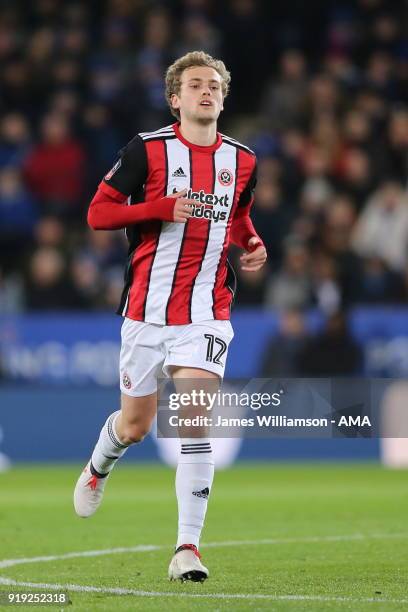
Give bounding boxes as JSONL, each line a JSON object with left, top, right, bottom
{"left": 211, "top": 86, "right": 219, "bottom": 90}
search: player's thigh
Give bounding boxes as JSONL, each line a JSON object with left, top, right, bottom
{"left": 118, "top": 318, "right": 163, "bottom": 437}
{"left": 120, "top": 317, "right": 164, "bottom": 397}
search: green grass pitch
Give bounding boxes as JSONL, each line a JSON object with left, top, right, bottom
{"left": 0, "top": 463, "right": 407, "bottom": 611}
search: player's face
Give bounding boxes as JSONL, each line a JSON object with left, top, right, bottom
{"left": 171, "top": 66, "right": 224, "bottom": 124}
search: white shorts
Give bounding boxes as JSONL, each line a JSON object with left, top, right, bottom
{"left": 119, "top": 318, "right": 234, "bottom": 397}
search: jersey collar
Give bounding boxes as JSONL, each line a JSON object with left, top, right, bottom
{"left": 173, "top": 122, "right": 222, "bottom": 153}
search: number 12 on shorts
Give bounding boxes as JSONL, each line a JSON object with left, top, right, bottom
{"left": 204, "top": 334, "right": 227, "bottom": 365}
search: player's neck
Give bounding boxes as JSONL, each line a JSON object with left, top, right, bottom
{"left": 178, "top": 120, "right": 217, "bottom": 147}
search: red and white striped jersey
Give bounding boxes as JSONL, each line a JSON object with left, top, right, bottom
{"left": 103, "top": 122, "right": 257, "bottom": 325}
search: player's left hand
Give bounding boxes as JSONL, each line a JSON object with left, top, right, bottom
{"left": 240, "top": 237, "right": 267, "bottom": 272}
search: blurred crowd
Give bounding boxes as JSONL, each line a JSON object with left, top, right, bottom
{"left": 0, "top": 0, "right": 407, "bottom": 331}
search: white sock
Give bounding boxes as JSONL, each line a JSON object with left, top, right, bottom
{"left": 176, "top": 438, "right": 215, "bottom": 549}
{"left": 91, "top": 411, "right": 129, "bottom": 476}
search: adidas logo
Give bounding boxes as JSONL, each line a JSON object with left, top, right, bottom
{"left": 192, "top": 487, "right": 209, "bottom": 499}
{"left": 172, "top": 167, "right": 187, "bottom": 178}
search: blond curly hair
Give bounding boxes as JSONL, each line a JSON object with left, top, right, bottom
{"left": 165, "top": 51, "right": 231, "bottom": 120}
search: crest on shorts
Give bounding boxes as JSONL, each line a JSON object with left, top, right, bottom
{"left": 105, "top": 159, "right": 121, "bottom": 180}
{"left": 218, "top": 169, "right": 233, "bottom": 186}
{"left": 122, "top": 372, "right": 132, "bottom": 389}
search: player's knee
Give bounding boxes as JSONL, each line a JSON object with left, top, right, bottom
{"left": 120, "top": 422, "right": 151, "bottom": 445}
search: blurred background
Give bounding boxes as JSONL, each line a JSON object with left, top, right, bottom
{"left": 0, "top": 0, "right": 407, "bottom": 466}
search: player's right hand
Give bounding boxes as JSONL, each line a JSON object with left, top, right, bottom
{"left": 172, "top": 189, "right": 195, "bottom": 223}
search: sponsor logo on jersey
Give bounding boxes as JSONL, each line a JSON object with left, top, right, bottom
{"left": 172, "top": 188, "right": 230, "bottom": 222}
{"left": 105, "top": 159, "right": 121, "bottom": 180}
{"left": 218, "top": 168, "right": 233, "bottom": 186}
{"left": 172, "top": 166, "right": 187, "bottom": 177}
{"left": 172, "top": 187, "right": 230, "bottom": 207}
{"left": 190, "top": 206, "right": 227, "bottom": 222}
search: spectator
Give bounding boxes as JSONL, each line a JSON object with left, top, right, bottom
{"left": 261, "top": 310, "right": 308, "bottom": 376}
{"left": 251, "top": 177, "right": 293, "bottom": 267}
{"left": 218, "top": 0, "right": 267, "bottom": 113}
{"left": 1, "top": 59, "right": 33, "bottom": 117}
{"left": 175, "top": 14, "right": 221, "bottom": 59}
{"left": 320, "top": 195, "right": 362, "bottom": 305}
{"left": 79, "top": 229, "right": 125, "bottom": 270}
{"left": 104, "top": 267, "right": 127, "bottom": 310}
{"left": 265, "top": 239, "right": 312, "bottom": 310}
{"left": 260, "top": 49, "right": 308, "bottom": 131}
{"left": 297, "top": 312, "right": 362, "bottom": 376}
{"left": 23, "top": 113, "right": 86, "bottom": 217}
{"left": 0, "top": 266, "right": 23, "bottom": 314}
{"left": 235, "top": 265, "right": 268, "bottom": 306}
{"left": 379, "top": 108, "right": 408, "bottom": 182}
{"left": 24, "top": 247, "right": 86, "bottom": 310}
{"left": 302, "top": 74, "right": 343, "bottom": 123}
{"left": 0, "top": 167, "right": 37, "bottom": 272}
{"left": 355, "top": 256, "right": 404, "bottom": 304}
{"left": 33, "top": 216, "right": 66, "bottom": 252}
{"left": 69, "top": 255, "right": 105, "bottom": 310}
{"left": 126, "top": 9, "right": 173, "bottom": 131}
{"left": 342, "top": 109, "right": 372, "bottom": 150}
{"left": 0, "top": 167, "right": 37, "bottom": 234}
{"left": 335, "top": 147, "right": 374, "bottom": 206}
{"left": 0, "top": 114, "right": 32, "bottom": 169}
{"left": 82, "top": 103, "right": 122, "bottom": 192}
{"left": 311, "top": 252, "right": 342, "bottom": 315}
{"left": 351, "top": 180, "right": 408, "bottom": 272}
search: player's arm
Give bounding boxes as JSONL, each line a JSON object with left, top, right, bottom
{"left": 230, "top": 161, "right": 267, "bottom": 271}
{"left": 87, "top": 136, "right": 194, "bottom": 230}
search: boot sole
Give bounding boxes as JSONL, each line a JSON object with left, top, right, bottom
{"left": 181, "top": 570, "right": 208, "bottom": 582}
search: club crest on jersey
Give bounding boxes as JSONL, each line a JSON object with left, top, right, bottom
{"left": 105, "top": 159, "right": 121, "bottom": 180}
{"left": 122, "top": 372, "right": 132, "bottom": 390}
{"left": 218, "top": 169, "right": 233, "bottom": 186}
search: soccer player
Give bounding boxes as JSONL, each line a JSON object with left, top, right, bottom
{"left": 73, "top": 51, "right": 267, "bottom": 582}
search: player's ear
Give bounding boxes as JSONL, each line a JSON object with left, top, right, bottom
{"left": 171, "top": 94, "right": 180, "bottom": 111}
